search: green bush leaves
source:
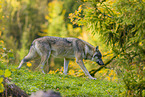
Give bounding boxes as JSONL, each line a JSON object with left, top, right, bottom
{"left": 4, "top": 69, "right": 11, "bottom": 77}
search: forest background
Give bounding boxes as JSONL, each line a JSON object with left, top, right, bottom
{"left": 0, "top": 0, "right": 145, "bottom": 96}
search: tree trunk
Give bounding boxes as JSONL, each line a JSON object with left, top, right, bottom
{"left": 1, "top": 77, "right": 29, "bottom": 97}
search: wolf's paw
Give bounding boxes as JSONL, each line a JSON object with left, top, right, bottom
{"left": 63, "top": 72, "right": 67, "bottom": 75}
{"left": 17, "top": 66, "right": 21, "bottom": 69}
{"left": 92, "top": 78, "right": 97, "bottom": 80}
{"left": 89, "top": 77, "right": 96, "bottom": 80}
{"left": 42, "top": 70, "right": 45, "bottom": 74}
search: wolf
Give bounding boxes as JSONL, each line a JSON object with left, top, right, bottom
{"left": 18, "top": 36, "right": 104, "bottom": 79}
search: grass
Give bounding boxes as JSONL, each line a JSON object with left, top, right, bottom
{"left": 9, "top": 66, "right": 125, "bottom": 97}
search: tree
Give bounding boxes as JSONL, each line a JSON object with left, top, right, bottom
{"left": 46, "top": 0, "right": 67, "bottom": 37}
{"left": 1, "top": 0, "right": 48, "bottom": 63}
{"left": 69, "top": 0, "right": 145, "bottom": 96}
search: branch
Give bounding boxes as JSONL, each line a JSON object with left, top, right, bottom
{"left": 89, "top": 42, "right": 142, "bottom": 77}
{"left": 89, "top": 55, "right": 117, "bottom": 77}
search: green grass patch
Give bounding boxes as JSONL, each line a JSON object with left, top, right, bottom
{"left": 10, "top": 67, "right": 125, "bottom": 97}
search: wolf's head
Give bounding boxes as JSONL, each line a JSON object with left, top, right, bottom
{"left": 92, "top": 46, "right": 104, "bottom": 65}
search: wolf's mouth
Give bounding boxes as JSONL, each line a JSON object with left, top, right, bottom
{"left": 96, "top": 59, "right": 104, "bottom": 65}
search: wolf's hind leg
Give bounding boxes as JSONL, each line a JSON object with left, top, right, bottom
{"left": 40, "top": 51, "right": 51, "bottom": 74}
{"left": 63, "top": 58, "right": 69, "bottom": 75}
{"left": 18, "top": 46, "right": 37, "bottom": 69}
{"left": 40, "top": 55, "right": 48, "bottom": 74}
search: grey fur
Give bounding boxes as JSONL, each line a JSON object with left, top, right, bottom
{"left": 18, "top": 36, "right": 104, "bottom": 79}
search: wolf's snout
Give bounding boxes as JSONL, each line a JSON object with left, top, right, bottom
{"left": 97, "top": 61, "right": 104, "bottom": 65}
{"left": 96, "top": 59, "right": 104, "bottom": 65}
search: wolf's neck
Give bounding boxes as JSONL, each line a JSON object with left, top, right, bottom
{"left": 84, "top": 44, "right": 95, "bottom": 60}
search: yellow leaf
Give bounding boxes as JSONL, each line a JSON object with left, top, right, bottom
{"left": 27, "top": 62, "right": 32, "bottom": 67}
{"left": 109, "top": 73, "right": 113, "bottom": 76}
{"left": 75, "top": 10, "right": 78, "bottom": 15}
{"left": 45, "top": 15, "right": 49, "bottom": 20}
{"left": 0, "top": 70, "right": 3, "bottom": 75}
{"left": 68, "top": 69, "right": 75, "bottom": 75}
{"left": 98, "top": 70, "right": 103, "bottom": 73}
{"left": 11, "top": 69, "right": 16, "bottom": 71}
{"left": 78, "top": 5, "right": 82, "bottom": 12}
{"left": 0, "top": 40, "right": 4, "bottom": 44}
{"left": 0, "top": 84, "right": 4, "bottom": 93}
{"left": 0, "top": 31, "right": 2, "bottom": 36}
{"left": 69, "top": 13, "right": 73, "bottom": 16}
{"left": 110, "top": 70, "right": 114, "bottom": 73}
{"left": 48, "top": 70, "right": 55, "bottom": 74}
{"left": 4, "top": 69, "right": 11, "bottom": 77}
{"left": 106, "top": 76, "right": 110, "bottom": 81}
{"left": 2, "top": 27, "right": 5, "bottom": 30}
{"left": 139, "top": 42, "right": 143, "bottom": 46}
{"left": 112, "top": 77, "right": 117, "bottom": 81}
{"left": 0, "top": 77, "right": 3, "bottom": 83}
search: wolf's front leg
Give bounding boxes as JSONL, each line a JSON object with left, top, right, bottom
{"left": 41, "top": 63, "right": 45, "bottom": 74}
{"left": 18, "top": 46, "right": 37, "bottom": 69}
{"left": 63, "top": 58, "right": 69, "bottom": 75}
{"left": 76, "top": 59, "right": 96, "bottom": 80}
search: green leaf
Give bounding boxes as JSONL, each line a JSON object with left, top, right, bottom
{"left": 4, "top": 69, "right": 11, "bottom": 77}
{"left": 8, "top": 52, "right": 14, "bottom": 59}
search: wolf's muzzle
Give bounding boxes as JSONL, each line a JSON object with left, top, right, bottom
{"left": 96, "top": 59, "right": 104, "bottom": 65}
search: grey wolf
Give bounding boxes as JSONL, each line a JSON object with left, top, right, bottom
{"left": 18, "top": 36, "right": 104, "bottom": 79}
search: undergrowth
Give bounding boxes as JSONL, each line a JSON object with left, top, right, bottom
{"left": 9, "top": 66, "right": 125, "bottom": 97}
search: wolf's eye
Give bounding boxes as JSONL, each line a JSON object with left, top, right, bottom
{"left": 95, "top": 56, "right": 98, "bottom": 59}
{"left": 96, "top": 55, "right": 102, "bottom": 59}
{"left": 94, "top": 55, "right": 98, "bottom": 58}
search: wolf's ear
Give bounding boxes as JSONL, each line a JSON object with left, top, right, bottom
{"left": 96, "top": 46, "right": 99, "bottom": 51}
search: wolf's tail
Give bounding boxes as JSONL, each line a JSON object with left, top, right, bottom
{"left": 18, "top": 43, "right": 37, "bottom": 69}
